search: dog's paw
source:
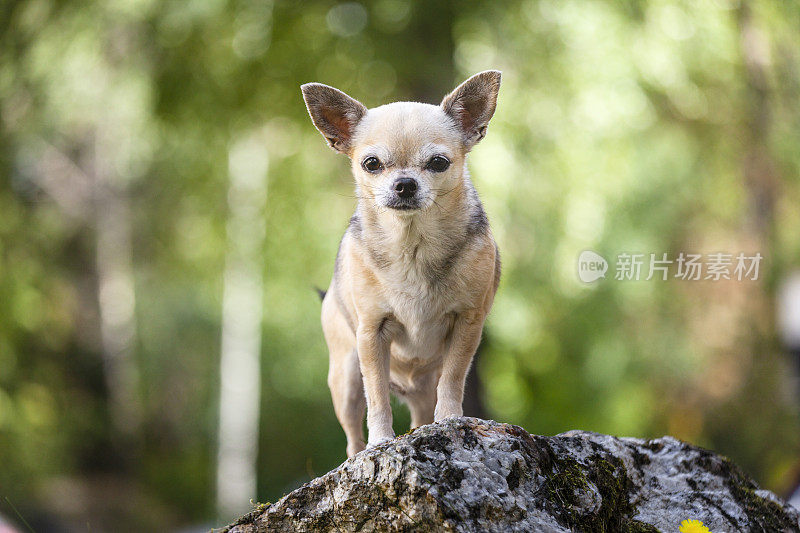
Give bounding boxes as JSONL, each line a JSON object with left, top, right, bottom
{"left": 366, "top": 433, "right": 395, "bottom": 448}
{"left": 346, "top": 441, "right": 366, "bottom": 458}
{"left": 434, "top": 408, "right": 463, "bottom": 422}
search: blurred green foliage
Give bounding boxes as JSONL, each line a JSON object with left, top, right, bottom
{"left": 1, "top": 0, "right": 799, "bottom": 529}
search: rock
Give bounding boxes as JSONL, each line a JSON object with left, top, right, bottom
{"left": 224, "top": 417, "right": 800, "bottom": 532}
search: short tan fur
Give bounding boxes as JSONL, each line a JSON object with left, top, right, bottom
{"left": 301, "top": 71, "right": 502, "bottom": 457}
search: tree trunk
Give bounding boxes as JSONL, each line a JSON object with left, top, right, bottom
{"left": 216, "top": 133, "right": 269, "bottom": 520}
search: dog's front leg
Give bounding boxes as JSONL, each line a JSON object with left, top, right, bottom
{"left": 357, "top": 319, "right": 395, "bottom": 446}
{"left": 435, "top": 309, "right": 485, "bottom": 421}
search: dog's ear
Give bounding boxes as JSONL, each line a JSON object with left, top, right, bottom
{"left": 301, "top": 83, "right": 367, "bottom": 154}
{"left": 441, "top": 70, "right": 501, "bottom": 148}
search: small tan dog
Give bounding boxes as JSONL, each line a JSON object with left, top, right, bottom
{"left": 301, "top": 71, "right": 501, "bottom": 457}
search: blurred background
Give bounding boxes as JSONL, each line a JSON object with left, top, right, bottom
{"left": 2, "top": 0, "right": 800, "bottom": 530}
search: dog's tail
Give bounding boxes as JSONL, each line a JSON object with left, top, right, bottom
{"left": 314, "top": 286, "right": 327, "bottom": 301}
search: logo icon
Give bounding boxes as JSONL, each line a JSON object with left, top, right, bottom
{"left": 578, "top": 250, "right": 608, "bottom": 283}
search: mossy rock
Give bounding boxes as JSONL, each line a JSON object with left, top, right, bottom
{"left": 224, "top": 417, "right": 800, "bottom": 532}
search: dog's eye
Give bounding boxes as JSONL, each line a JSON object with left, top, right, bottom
{"left": 426, "top": 155, "right": 450, "bottom": 173}
{"left": 362, "top": 157, "right": 383, "bottom": 173}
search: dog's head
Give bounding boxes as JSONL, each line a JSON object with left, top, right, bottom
{"left": 301, "top": 71, "right": 501, "bottom": 214}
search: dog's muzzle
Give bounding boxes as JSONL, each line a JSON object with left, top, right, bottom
{"left": 386, "top": 177, "right": 421, "bottom": 210}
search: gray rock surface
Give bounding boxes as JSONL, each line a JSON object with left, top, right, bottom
{"left": 225, "top": 417, "right": 800, "bottom": 532}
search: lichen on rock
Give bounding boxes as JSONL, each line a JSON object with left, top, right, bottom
{"left": 224, "top": 417, "right": 800, "bottom": 532}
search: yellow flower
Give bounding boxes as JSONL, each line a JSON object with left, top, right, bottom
{"left": 679, "top": 519, "right": 711, "bottom": 533}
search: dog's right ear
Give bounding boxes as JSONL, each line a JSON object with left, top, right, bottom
{"left": 301, "top": 83, "right": 367, "bottom": 154}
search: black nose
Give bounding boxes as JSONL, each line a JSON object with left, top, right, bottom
{"left": 393, "top": 178, "right": 417, "bottom": 199}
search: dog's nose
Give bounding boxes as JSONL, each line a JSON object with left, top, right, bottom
{"left": 393, "top": 178, "right": 417, "bottom": 199}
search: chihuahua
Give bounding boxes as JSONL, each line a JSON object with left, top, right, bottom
{"left": 301, "top": 71, "right": 501, "bottom": 457}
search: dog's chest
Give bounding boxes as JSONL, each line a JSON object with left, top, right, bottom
{"left": 381, "top": 245, "right": 462, "bottom": 323}
{"left": 368, "top": 224, "right": 470, "bottom": 362}
{"left": 389, "top": 306, "right": 453, "bottom": 367}
{"left": 383, "top": 274, "right": 458, "bottom": 367}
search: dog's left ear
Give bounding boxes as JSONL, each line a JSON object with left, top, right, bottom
{"left": 301, "top": 83, "right": 367, "bottom": 154}
{"left": 441, "top": 70, "right": 501, "bottom": 148}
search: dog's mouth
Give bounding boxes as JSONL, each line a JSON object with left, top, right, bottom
{"left": 384, "top": 198, "right": 421, "bottom": 211}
